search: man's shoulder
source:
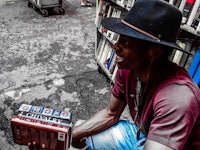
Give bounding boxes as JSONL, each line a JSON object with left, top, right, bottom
{"left": 153, "top": 82, "right": 200, "bottom": 114}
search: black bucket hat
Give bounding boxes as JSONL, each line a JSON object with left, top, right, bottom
{"left": 102, "top": 0, "right": 190, "bottom": 54}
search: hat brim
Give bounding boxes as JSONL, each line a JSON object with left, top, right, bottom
{"left": 102, "top": 18, "right": 191, "bottom": 54}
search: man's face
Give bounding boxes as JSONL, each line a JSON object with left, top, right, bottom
{"left": 113, "top": 35, "right": 151, "bottom": 71}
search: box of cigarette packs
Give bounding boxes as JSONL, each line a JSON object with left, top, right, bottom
{"left": 11, "top": 104, "right": 73, "bottom": 150}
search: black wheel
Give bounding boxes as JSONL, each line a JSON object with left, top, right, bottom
{"left": 59, "top": 7, "right": 65, "bottom": 14}
{"left": 40, "top": 9, "right": 49, "bottom": 17}
{"left": 27, "top": 1, "right": 32, "bottom": 7}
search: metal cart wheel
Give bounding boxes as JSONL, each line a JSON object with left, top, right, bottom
{"left": 59, "top": 7, "right": 65, "bottom": 14}
{"left": 40, "top": 9, "right": 49, "bottom": 17}
{"left": 27, "top": 1, "right": 32, "bottom": 7}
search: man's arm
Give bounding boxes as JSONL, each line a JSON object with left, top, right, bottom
{"left": 72, "top": 94, "right": 126, "bottom": 148}
{"left": 144, "top": 140, "right": 174, "bottom": 150}
{"left": 144, "top": 84, "right": 198, "bottom": 150}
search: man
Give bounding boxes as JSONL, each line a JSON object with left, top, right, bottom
{"left": 72, "top": 0, "right": 200, "bottom": 149}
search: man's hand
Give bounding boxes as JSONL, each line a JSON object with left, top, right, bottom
{"left": 72, "top": 137, "right": 87, "bottom": 149}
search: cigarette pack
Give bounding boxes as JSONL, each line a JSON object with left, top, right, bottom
{"left": 11, "top": 104, "right": 73, "bottom": 150}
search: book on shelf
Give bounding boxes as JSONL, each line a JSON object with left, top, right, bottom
{"left": 182, "top": 0, "right": 195, "bottom": 24}
{"left": 169, "top": 0, "right": 175, "bottom": 5}
{"left": 179, "top": 0, "right": 186, "bottom": 12}
{"left": 111, "top": 65, "right": 118, "bottom": 82}
{"left": 107, "top": 5, "right": 114, "bottom": 18}
{"left": 104, "top": 49, "right": 113, "bottom": 69}
{"left": 191, "top": 6, "right": 200, "bottom": 31}
{"left": 182, "top": 43, "right": 192, "bottom": 67}
{"left": 96, "top": 36, "right": 107, "bottom": 60}
{"left": 172, "top": 40, "right": 193, "bottom": 67}
{"left": 95, "top": 0, "right": 103, "bottom": 27}
{"left": 197, "top": 22, "right": 200, "bottom": 33}
{"left": 186, "top": 0, "right": 200, "bottom": 26}
{"left": 172, "top": 50, "right": 184, "bottom": 65}
{"left": 174, "top": 0, "right": 183, "bottom": 8}
{"left": 106, "top": 7, "right": 126, "bottom": 42}
{"left": 179, "top": 42, "right": 192, "bottom": 67}
{"left": 95, "top": 1, "right": 110, "bottom": 28}
{"left": 116, "top": 0, "right": 126, "bottom": 8}
{"left": 107, "top": 50, "right": 116, "bottom": 70}
{"left": 103, "top": 3, "right": 111, "bottom": 18}
{"left": 100, "top": 40, "right": 113, "bottom": 65}
{"left": 172, "top": 40, "right": 186, "bottom": 65}
{"left": 126, "top": 0, "right": 135, "bottom": 10}
{"left": 98, "top": 4, "right": 114, "bottom": 35}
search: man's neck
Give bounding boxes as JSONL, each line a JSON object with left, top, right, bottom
{"left": 136, "top": 60, "right": 169, "bottom": 82}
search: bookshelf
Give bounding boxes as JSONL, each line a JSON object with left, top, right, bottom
{"left": 95, "top": 0, "right": 200, "bottom": 84}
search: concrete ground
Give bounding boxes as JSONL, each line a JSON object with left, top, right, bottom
{"left": 0, "top": 0, "right": 117, "bottom": 149}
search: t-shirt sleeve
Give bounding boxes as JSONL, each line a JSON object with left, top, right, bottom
{"left": 147, "top": 84, "right": 199, "bottom": 150}
{"left": 112, "top": 69, "right": 126, "bottom": 100}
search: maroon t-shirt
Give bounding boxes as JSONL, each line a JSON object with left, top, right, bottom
{"left": 112, "top": 62, "right": 200, "bottom": 150}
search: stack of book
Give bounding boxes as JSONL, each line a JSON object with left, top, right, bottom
{"left": 96, "top": 36, "right": 117, "bottom": 81}
{"left": 96, "top": 2, "right": 126, "bottom": 43}
{"left": 11, "top": 104, "right": 73, "bottom": 150}
{"left": 170, "top": 0, "right": 200, "bottom": 33}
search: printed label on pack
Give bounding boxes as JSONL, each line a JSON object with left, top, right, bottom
{"left": 42, "top": 108, "right": 54, "bottom": 116}
{"left": 30, "top": 106, "right": 43, "bottom": 114}
{"left": 18, "top": 104, "right": 32, "bottom": 112}
{"left": 60, "top": 111, "right": 71, "bottom": 120}
{"left": 52, "top": 110, "right": 61, "bottom": 117}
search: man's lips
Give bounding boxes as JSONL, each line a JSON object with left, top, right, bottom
{"left": 116, "top": 55, "right": 124, "bottom": 63}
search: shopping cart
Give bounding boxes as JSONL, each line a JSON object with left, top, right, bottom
{"left": 27, "top": 0, "right": 65, "bottom": 17}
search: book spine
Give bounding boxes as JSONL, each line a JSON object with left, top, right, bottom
{"left": 169, "top": 0, "right": 174, "bottom": 5}
{"left": 127, "top": 0, "right": 135, "bottom": 10}
{"left": 179, "top": 0, "right": 187, "bottom": 12}
{"left": 179, "top": 42, "right": 192, "bottom": 67}
{"left": 182, "top": 0, "right": 195, "bottom": 24}
{"left": 175, "top": 0, "right": 183, "bottom": 8}
{"left": 100, "top": 41, "right": 110, "bottom": 64}
{"left": 107, "top": 5, "right": 113, "bottom": 18}
{"left": 111, "top": 65, "right": 118, "bottom": 81}
{"left": 196, "top": 20, "right": 200, "bottom": 33}
{"left": 109, "top": 55, "right": 116, "bottom": 74}
{"left": 97, "top": 37, "right": 106, "bottom": 60}
{"left": 186, "top": 0, "right": 200, "bottom": 26}
{"left": 172, "top": 41, "right": 186, "bottom": 65}
{"left": 173, "top": 50, "right": 183, "bottom": 65}
{"left": 107, "top": 50, "right": 115, "bottom": 70}
{"left": 95, "top": 0, "right": 104, "bottom": 28}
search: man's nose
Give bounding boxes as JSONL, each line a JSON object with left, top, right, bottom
{"left": 112, "top": 40, "right": 121, "bottom": 53}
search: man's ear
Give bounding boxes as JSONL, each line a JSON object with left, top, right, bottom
{"left": 148, "top": 45, "right": 163, "bottom": 59}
